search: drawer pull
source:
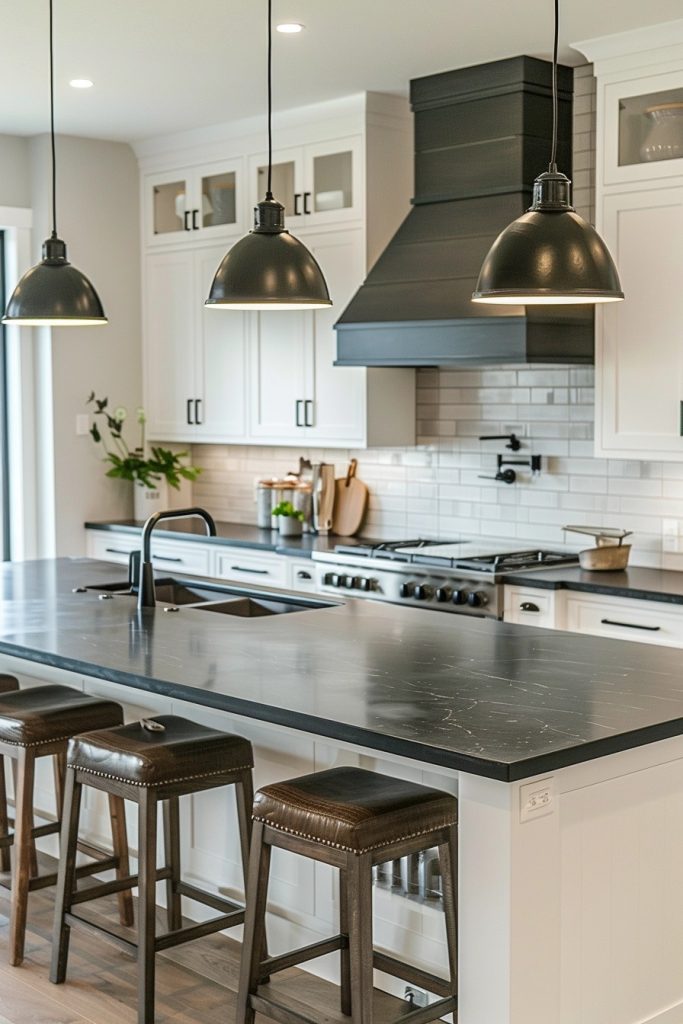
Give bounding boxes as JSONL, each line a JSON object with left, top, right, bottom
{"left": 520, "top": 601, "right": 540, "bottom": 612}
{"left": 105, "top": 547, "right": 132, "bottom": 556}
{"left": 601, "top": 618, "right": 661, "bottom": 632}
{"left": 152, "top": 555, "right": 183, "bottom": 564}
{"left": 230, "top": 565, "right": 269, "bottom": 575}
{"left": 296, "top": 570, "right": 312, "bottom": 580}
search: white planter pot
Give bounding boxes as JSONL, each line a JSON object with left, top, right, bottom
{"left": 134, "top": 479, "right": 168, "bottom": 522}
{"left": 278, "top": 516, "right": 303, "bottom": 538}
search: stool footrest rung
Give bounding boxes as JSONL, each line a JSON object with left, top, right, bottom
{"left": 260, "top": 934, "right": 347, "bottom": 980}
{"left": 250, "top": 993, "right": 324, "bottom": 1024}
{"left": 154, "top": 910, "right": 245, "bottom": 952}
{"left": 0, "top": 819, "right": 61, "bottom": 849}
{"left": 373, "top": 950, "right": 453, "bottom": 998}
{"left": 64, "top": 912, "right": 137, "bottom": 956}
{"left": 176, "top": 880, "right": 243, "bottom": 915}
{"left": 70, "top": 874, "right": 138, "bottom": 905}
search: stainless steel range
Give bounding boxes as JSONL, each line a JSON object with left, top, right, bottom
{"left": 313, "top": 539, "right": 578, "bottom": 619}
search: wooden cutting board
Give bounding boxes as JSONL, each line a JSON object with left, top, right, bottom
{"left": 333, "top": 459, "right": 368, "bottom": 536}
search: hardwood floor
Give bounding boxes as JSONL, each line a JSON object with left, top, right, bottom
{"left": 0, "top": 859, "right": 403, "bottom": 1024}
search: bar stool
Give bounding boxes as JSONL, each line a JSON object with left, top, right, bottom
{"left": 0, "top": 682, "right": 129, "bottom": 966}
{"left": 0, "top": 674, "right": 20, "bottom": 873}
{"left": 50, "top": 715, "right": 256, "bottom": 1024}
{"left": 238, "top": 766, "right": 458, "bottom": 1024}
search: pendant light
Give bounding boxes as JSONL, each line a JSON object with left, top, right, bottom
{"left": 205, "top": 0, "right": 331, "bottom": 311}
{"left": 3, "top": 0, "right": 107, "bottom": 326}
{"left": 472, "top": 0, "right": 623, "bottom": 306}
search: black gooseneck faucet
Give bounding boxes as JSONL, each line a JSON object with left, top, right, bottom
{"left": 136, "top": 507, "right": 217, "bottom": 611}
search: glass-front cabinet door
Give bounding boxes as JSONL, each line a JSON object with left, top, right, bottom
{"left": 304, "top": 136, "right": 362, "bottom": 224}
{"left": 249, "top": 147, "right": 305, "bottom": 228}
{"left": 145, "top": 159, "right": 243, "bottom": 247}
{"left": 603, "top": 70, "right": 683, "bottom": 186}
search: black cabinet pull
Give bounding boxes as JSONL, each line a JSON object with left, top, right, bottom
{"left": 105, "top": 547, "right": 132, "bottom": 556}
{"left": 152, "top": 555, "right": 183, "bottom": 564}
{"left": 601, "top": 618, "right": 661, "bottom": 632}
{"left": 192, "top": 208, "right": 199, "bottom": 230}
{"left": 230, "top": 565, "right": 269, "bottom": 575}
{"left": 296, "top": 570, "right": 312, "bottom": 580}
{"left": 294, "top": 193, "right": 302, "bottom": 215}
{"left": 520, "top": 601, "right": 540, "bottom": 612}
{"left": 295, "top": 399, "right": 304, "bottom": 427}
{"left": 303, "top": 191, "right": 311, "bottom": 215}
{"left": 186, "top": 398, "right": 194, "bottom": 425}
{"left": 304, "top": 399, "right": 314, "bottom": 427}
{"left": 194, "top": 398, "right": 203, "bottom": 425}
{"left": 183, "top": 210, "right": 191, "bottom": 231}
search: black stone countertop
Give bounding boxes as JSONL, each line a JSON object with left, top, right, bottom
{"left": 4, "top": 558, "right": 683, "bottom": 783}
{"left": 84, "top": 519, "right": 361, "bottom": 558}
{"left": 507, "top": 566, "right": 683, "bottom": 605}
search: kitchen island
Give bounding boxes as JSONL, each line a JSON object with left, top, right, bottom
{"left": 1, "top": 558, "right": 682, "bottom": 1024}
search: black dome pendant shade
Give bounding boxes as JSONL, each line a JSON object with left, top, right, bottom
{"left": 3, "top": 0, "right": 107, "bottom": 327}
{"left": 472, "top": 0, "right": 623, "bottom": 306}
{"left": 206, "top": 0, "right": 331, "bottom": 311}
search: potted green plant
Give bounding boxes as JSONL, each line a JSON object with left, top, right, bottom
{"left": 87, "top": 393, "right": 201, "bottom": 520}
{"left": 272, "top": 500, "right": 305, "bottom": 538}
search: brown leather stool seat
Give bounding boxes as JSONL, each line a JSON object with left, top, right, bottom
{"left": 51, "top": 715, "right": 256, "bottom": 1024}
{"left": 254, "top": 767, "right": 457, "bottom": 854}
{"left": 68, "top": 715, "right": 254, "bottom": 786}
{"left": 0, "top": 682, "right": 128, "bottom": 968}
{"left": 239, "top": 767, "right": 459, "bottom": 1024}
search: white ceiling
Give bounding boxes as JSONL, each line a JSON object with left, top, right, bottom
{"left": 1, "top": 0, "right": 682, "bottom": 144}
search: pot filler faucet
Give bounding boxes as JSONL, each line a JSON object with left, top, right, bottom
{"left": 135, "top": 507, "right": 217, "bottom": 610}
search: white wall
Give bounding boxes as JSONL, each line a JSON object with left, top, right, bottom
{"left": 28, "top": 134, "right": 141, "bottom": 556}
{"left": 0, "top": 134, "right": 31, "bottom": 208}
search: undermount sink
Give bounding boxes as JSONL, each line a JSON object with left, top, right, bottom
{"left": 85, "top": 577, "right": 335, "bottom": 618}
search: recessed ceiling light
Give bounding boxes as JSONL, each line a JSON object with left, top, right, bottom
{"left": 276, "top": 22, "right": 304, "bottom": 33}
{"left": 69, "top": 78, "right": 93, "bottom": 89}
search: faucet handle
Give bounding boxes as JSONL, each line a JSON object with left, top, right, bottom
{"left": 128, "top": 549, "right": 141, "bottom": 589}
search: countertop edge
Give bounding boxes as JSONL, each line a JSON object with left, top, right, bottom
{"left": 505, "top": 572, "right": 683, "bottom": 605}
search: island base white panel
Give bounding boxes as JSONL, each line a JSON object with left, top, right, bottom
{"left": 4, "top": 655, "right": 683, "bottom": 1024}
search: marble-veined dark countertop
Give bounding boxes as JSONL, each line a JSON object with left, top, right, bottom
{"left": 507, "top": 565, "right": 683, "bottom": 605}
{"left": 4, "top": 558, "right": 683, "bottom": 782}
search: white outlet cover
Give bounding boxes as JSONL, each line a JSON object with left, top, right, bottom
{"left": 76, "top": 413, "right": 90, "bottom": 436}
{"left": 520, "top": 777, "right": 555, "bottom": 823}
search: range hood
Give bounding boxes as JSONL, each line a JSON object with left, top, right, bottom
{"left": 335, "top": 56, "right": 594, "bottom": 367}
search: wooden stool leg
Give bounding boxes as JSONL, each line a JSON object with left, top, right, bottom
{"left": 109, "top": 794, "right": 134, "bottom": 928}
{"left": 50, "top": 767, "right": 83, "bottom": 984}
{"left": 236, "top": 820, "right": 271, "bottom": 1024}
{"left": 162, "top": 796, "right": 182, "bottom": 932}
{"left": 9, "top": 748, "right": 35, "bottom": 965}
{"left": 137, "top": 788, "right": 158, "bottom": 1024}
{"left": 339, "top": 868, "right": 352, "bottom": 1015}
{"left": 52, "top": 752, "right": 66, "bottom": 819}
{"left": 11, "top": 759, "right": 37, "bottom": 881}
{"left": 347, "top": 852, "right": 374, "bottom": 1024}
{"left": 438, "top": 824, "right": 458, "bottom": 1000}
{"left": 0, "top": 755, "right": 10, "bottom": 873}
{"left": 236, "top": 769, "right": 270, "bottom": 981}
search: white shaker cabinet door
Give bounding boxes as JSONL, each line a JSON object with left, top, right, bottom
{"left": 194, "top": 245, "right": 248, "bottom": 442}
{"left": 248, "top": 309, "right": 310, "bottom": 443}
{"left": 144, "top": 250, "right": 197, "bottom": 441}
{"left": 597, "top": 187, "right": 683, "bottom": 459}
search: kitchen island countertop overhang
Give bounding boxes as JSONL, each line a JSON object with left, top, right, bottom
{"left": 2, "top": 557, "right": 683, "bottom": 782}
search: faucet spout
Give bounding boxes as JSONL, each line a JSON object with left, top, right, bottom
{"left": 137, "top": 507, "right": 217, "bottom": 610}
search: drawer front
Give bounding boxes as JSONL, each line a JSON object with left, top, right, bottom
{"left": 504, "top": 586, "right": 556, "bottom": 628}
{"left": 213, "top": 548, "right": 288, "bottom": 588}
{"left": 287, "top": 559, "right": 317, "bottom": 593}
{"left": 86, "top": 530, "right": 210, "bottom": 577}
{"left": 564, "top": 593, "right": 683, "bottom": 647}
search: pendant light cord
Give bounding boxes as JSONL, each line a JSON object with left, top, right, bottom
{"left": 549, "top": 0, "right": 559, "bottom": 172}
{"left": 49, "top": 0, "right": 58, "bottom": 238}
{"left": 266, "top": 0, "right": 274, "bottom": 200}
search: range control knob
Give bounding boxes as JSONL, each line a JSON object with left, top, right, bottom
{"left": 435, "top": 586, "right": 452, "bottom": 603}
{"left": 399, "top": 582, "right": 415, "bottom": 599}
{"left": 413, "top": 584, "right": 433, "bottom": 601}
{"left": 325, "top": 572, "right": 341, "bottom": 587}
{"left": 357, "top": 577, "right": 373, "bottom": 592}
{"left": 342, "top": 575, "right": 356, "bottom": 589}
{"left": 467, "top": 591, "right": 488, "bottom": 608}
{"left": 451, "top": 589, "right": 467, "bottom": 605}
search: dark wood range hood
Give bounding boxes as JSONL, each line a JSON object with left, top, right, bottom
{"left": 334, "top": 56, "right": 595, "bottom": 367}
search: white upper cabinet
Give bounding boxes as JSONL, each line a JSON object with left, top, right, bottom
{"left": 249, "top": 137, "right": 363, "bottom": 230}
{"left": 136, "top": 93, "right": 415, "bottom": 448}
{"left": 576, "top": 22, "right": 683, "bottom": 460}
{"left": 145, "top": 244, "right": 248, "bottom": 444}
{"left": 144, "top": 158, "right": 244, "bottom": 248}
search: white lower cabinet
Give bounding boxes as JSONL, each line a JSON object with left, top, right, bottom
{"left": 503, "top": 586, "right": 558, "bottom": 629}
{"left": 563, "top": 592, "right": 683, "bottom": 647}
{"left": 212, "top": 547, "right": 288, "bottom": 588}
{"left": 86, "top": 530, "right": 210, "bottom": 577}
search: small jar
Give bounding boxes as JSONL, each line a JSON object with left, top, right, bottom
{"left": 256, "top": 481, "right": 275, "bottom": 529}
{"left": 640, "top": 102, "right": 683, "bottom": 163}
